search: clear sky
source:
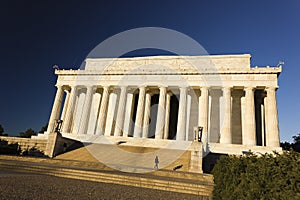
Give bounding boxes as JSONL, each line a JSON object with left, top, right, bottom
{"left": 0, "top": 0, "right": 299, "bottom": 142}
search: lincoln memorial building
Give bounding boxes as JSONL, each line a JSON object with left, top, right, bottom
{"left": 41, "top": 54, "right": 282, "bottom": 160}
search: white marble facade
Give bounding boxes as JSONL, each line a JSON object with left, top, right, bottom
{"left": 45, "top": 54, "right": 282, "bottom": 154}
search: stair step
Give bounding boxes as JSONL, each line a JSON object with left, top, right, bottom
{"left": 0, "top": 158, "right": 213, "bottom": 197}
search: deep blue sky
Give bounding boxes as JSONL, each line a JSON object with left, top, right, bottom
{"left": 0, "top": 0, "right": 299, "bottom": 142}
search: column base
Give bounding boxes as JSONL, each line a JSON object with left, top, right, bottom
{"left": 208, "top": 143, "right": 283, "bottom": 155}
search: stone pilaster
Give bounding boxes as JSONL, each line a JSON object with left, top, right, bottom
{"left": 176, "top": 87, "right": 187, "bottom": 141}
{"left": 47, "top": 85, "right": 64, "bottom": 133}
{"left": 220, "top": 87, "right": 232, "bottom": 144}
{"left": 133, "top": 86, "right": 146, "bottom": 138}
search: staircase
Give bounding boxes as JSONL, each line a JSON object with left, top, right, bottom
{"left": 0, "top": 155, "right": 214, "bottom": 198}
{"left": 56, "top": 143, "right": 197, "bottom": 173}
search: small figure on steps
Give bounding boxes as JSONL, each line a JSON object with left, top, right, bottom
{"left": 154, "top": 155, "right": 159, "bottom": 169}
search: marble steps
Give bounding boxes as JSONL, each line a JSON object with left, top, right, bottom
{"left": 55, "top": 144, "right": 193, "bottom": 173}
{"left": 0, "top": 158, "right": 213, "bottom": 197}
{"left": 55, "top": 145, "right": 99, "bottom": 162}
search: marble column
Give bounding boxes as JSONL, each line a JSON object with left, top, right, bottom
{"left": 176, "top": 87, "right": 187, "bottom": 141}
{"left": 104, "top": 92, "right": 117, "bottom": 136}
{"left": 60, "top": 89, "right": 70, "bottom": 122}
{"left": 114, "top": 86, "right": 127, "bottom": 136}
{"left": 96, "top": 86, "right": 109, "bottom": 135}
{"left": 265, "top": 87, "right": 280, "bottom": 147}
{"left": 220, "top": 87, "right": 232, "bottom": 144}
{"left": 163, "top": 92, "right": 172, "bottom": 139}
{"left": 87, "top": 90, "right": 101, "bottom": 135}
{"left": 261, "top": 103, "right": 265, "bottom": 146}
{"left": 123, "top": 92, "right": 134, "bottom": 137}
{"left": 72, "top": 90, "right": 86, "bottom": 134}
{"left": 155, "top": 87, "right": 167, "bottom": 139}
{"left": 134, "top": 86, "right": 146, "bottom": 138}
{"left": 62, "top": 85, "right": 77, "bottom": 133}
{"left": 47, "top": 85, "right": 64, "bottom": 133}
{"left": 198, "top": 87, "right": 209, "bottom": 148}
{"left": 186, "top": 94, "right": 191, "bottom": 141}
{"left": 142, "top": 92, "right": 152, "bottom": 138}
{"left": 79, "top": 86, "right": 94, "bottom": 134}
{"left": 242, "top": 87, "right": 256, "bottom": 145}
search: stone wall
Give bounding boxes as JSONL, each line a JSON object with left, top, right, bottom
{"left": 0, "top": 136, "right": 47, "bottom": 154}
{"left": 0, "top": 135, "right": 81, "bottom": 158}
{"left": 45, "top": 133, "right": 83, "bottom": 158}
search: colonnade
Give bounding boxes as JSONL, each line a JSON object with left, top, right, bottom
{"left": 46, "top": 85, "right": 280, "bottom": 147}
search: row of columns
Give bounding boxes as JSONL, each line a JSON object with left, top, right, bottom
{"left": 46, "top": 85, "right": 280, "bottom": 147}
{"left": 47, "top": 85, "right": 180, "bottom": 140}
{"left": 216, "top": 86, "right": 279, "bottom": 146}
{"left": 197, "top": 86, "right": 279, "bottom": 147}
{"left": 132, "top": 86, "right": 176, "bottom": 139}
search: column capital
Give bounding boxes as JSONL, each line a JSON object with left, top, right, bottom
{"left": 102, "top": 86, "right": 110, "bottom": 91}
{"left": 70, "top": 85, "right": 78, "bottom": 89}
{"left": 265, "top": 86, "right": 277, "bottom": 92}
{"left": 120, "top": 85, "right": 128, "bottom": 90}
{"left": 157, "top": 84, "right": 168, "bottom": 88}
{"left": 222, "top": 86, "right": 231, "bottom": 90}
{"left": 200, "top": 86, "right": 209, "bottom": 89}
{"left": 159, "top": 86, "right": 167, "bottom": 92}
{"left": 126, "top": 87, "right": 135, "bottom": 93}
{"left": 146, "top": 90, "right": 154, "bottom": 96}
{"left": 60, "top": 85, "right": 70, "bottom": 92}
{"left": 244, "top": 86, "right": 255, "bottom": 91}
{"left": 222, "top": 87, "right": 232, "bottom": 93}
{"left": 167, "top": 91, "right": 173, "bottom": 96}
{"left": 92, "top": 86, "right": 98, "bottom": 92}
{"left": 86, "top": 85, "right": 95, "bottom": 90}
{"left": 55, "top": 84, "right": 63, "bottom": 89}
{"left": 138, "top": 86, "right": 146, "bottom": 92}
{"left": 179, "top": 87, "right": 188, "bottom": 91}
{"left": 200, "top": 86, "right": 209, "bottom": 92}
